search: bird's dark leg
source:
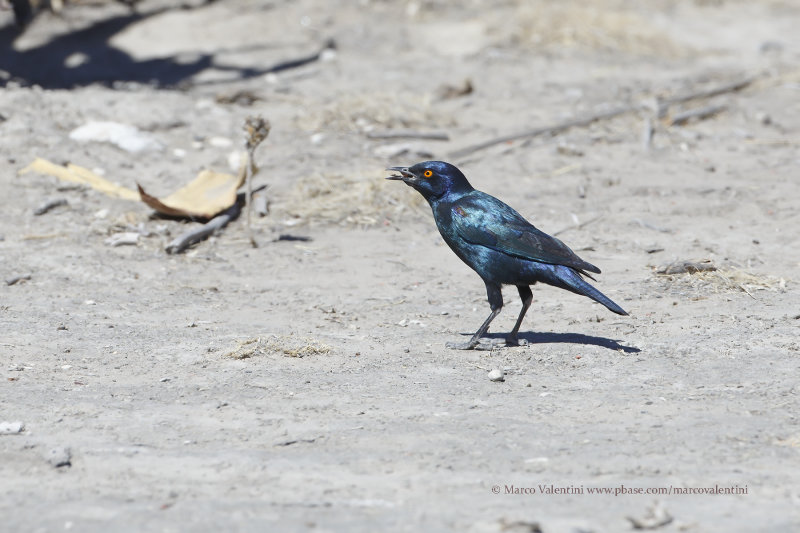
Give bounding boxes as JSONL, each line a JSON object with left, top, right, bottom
{"left": 446, "top": 282, "right": 503, "bottom": 350}
{"left": 507, "top": 285, "right": 532, "bottom": 346}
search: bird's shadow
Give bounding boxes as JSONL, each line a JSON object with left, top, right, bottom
{"left": 480, "top": 331, "right": 640, "bottom": 353}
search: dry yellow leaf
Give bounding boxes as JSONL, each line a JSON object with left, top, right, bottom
{"left": 20, "top": 158, "right": 139, "bottom": 200}
{"left": 20, "top": 157, "right": 246, "bottom": 219}
{"left": 137, "top": 168, "right": 245, "bottom": 219}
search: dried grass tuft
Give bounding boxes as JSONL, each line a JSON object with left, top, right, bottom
{"left": 697, "top": 269, "right": 787, "bottom": 294}
{"left": 275, "top": 170, "right": 427, "bottom": 227}
{"left": 497, "top": 1, "right": 688, "bottom": 57}
{"left": 225, "top": 334, "right": 332, "bottom": 359}
{"left": 296, "top": 92, "right": 453, "bottom": 133}
{"left": 262, "top": 334, "right": 332, "bottom": 358}
{"left": 654, "top": 267, "right": 788, "bottom": 298}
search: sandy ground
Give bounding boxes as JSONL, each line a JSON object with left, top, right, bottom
{"left": 1, "top": 1, "right": 799, "bottom": 531}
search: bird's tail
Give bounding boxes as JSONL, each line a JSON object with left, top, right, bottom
{"left": 557, "top": 266, "right": 628, "bottom": 316}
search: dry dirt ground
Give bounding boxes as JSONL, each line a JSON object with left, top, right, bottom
{"left": 1, "top": 1, "right": 799, "bottom": 531}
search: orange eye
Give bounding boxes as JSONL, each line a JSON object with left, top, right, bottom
{"left": 423, "top": 170, "right": 433, "bottom": 178}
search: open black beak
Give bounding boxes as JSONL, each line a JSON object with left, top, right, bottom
{"left": 385, "top": 166, "right": 414, "bottom": 181}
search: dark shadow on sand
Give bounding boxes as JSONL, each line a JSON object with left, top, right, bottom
{"left": 480, "top": 331, "right": 641, "bottom": 353}
{"left": 0, "top": 4, "right": 332, "bottom": 89}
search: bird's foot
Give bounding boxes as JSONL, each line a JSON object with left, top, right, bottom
{"left": 446, "top": 338, "right": 504, "bottom": 351}
{"left": 446, "top": 340, "right": 478, "bottom": 350}
{"left": 505, "top": 336, "right": 529, "bottom": 347}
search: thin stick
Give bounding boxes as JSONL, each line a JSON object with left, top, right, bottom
{"left": 164, "top": 184, "right": 269, "bottom": 254}
{"left": 6, "top": 274, "right": 32, "bottom": 286}
{"left": 552, "top": 214, "right": 604, "bottom": 237}
{"left": 745, "top": 139, "right": 800, "bottom": 145}
{"left": 246, "top": 151, "right": 255, "bottom": 245}
{"left": 449, "top": 76, "right": 757, "bottom": 159}
{"left": 668, "top": 104, "right": 726, "bottom": 126}
{"left": 243, "top": 117, "right": 271, "bottom": 248}
{"left": 33, "top": 198, "right": 67, "bottom": 216}
{"left": 165, "top": 201, "right": 242, "bottom": 255}
{"left": 634, "top": 218, "right": 673, "bottom": 234}
{"left": 660, "top": 77, "right": 753, "bottom": 106}
{"left": 449, "top": 105, "right": 636, "bottom": 159}
{"left": 367, "top": 130, "right": 450, "bottom": 141}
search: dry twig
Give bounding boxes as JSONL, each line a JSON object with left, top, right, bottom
{"left": 449, "top": 105, "right": 635, "bottom": 159}
{"left": 6, "top": 274, "right": 31, "bottom": 286}
{"left": 165, "top": 201, "right": 242, "bottom": 255}
{"left": 367, "top": 130, "right": 450, "bottom": 141}
{"left": 552, "top": 214, "right": 604, "bottom": 237}
{"left": 660, "top": 77, "right": 753, "bottom": 107}
{"left": 669, "top": 104, "right": 726, "bottom": 126}
{"left": 33, "top": 198, "right": 67, "bottom": 216}
{"left": 243, "top": 116, "right": 271, "bottom": 247}
{"left": 450, "top": 76, "right": 756, "bottom": 159}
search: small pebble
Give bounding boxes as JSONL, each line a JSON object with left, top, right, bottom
{"left": 555, "top": 143, "right": 584, "bottom": 157}
{"left": 488, "top": 368, "right": 505, "bottom": 382}
{"left": 46, "top": 447, "right": 72, "bottom": 468}
{"left": 320, "top": 48, "right": 337, "bottom": 62}
{"left": 227, "top": 150, "right": 244, "bottom": 172}
{"left": 253, "top": 194, "right": 269, "bottom": 217}
{"left": 6, "top": 274, "right": 31, "bottom": 286}
{"left": 0, "top": 421, "right": 24, "bottom": 434}
{"left": 33, "top": 198, "right": 68, "bottom": 216}
{"left": 104, "top": 232, "right": 140, "bottom": 247}
{"left": 69, "top": 121, "right": 164, "bottom": 153}
{"left": 208, "top": 136, "right": 233, "bottom": 148}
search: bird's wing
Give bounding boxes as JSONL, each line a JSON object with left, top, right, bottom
{"left": 451, "top": 193, "right": 601, "bottom": 274}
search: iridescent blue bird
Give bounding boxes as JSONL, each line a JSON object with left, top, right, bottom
{"left": 386, "top": 161, "right": 627, "bottom": 350}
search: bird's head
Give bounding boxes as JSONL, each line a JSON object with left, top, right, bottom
{"left": 386, "top": 161, "right": 473, "bottom": 202}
